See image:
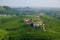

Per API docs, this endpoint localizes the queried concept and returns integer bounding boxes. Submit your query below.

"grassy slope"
[0,16,60,40]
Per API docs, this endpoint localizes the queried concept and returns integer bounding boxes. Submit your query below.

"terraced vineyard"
[0,15,60,40]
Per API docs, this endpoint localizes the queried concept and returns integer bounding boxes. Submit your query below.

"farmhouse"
[33,21,43,27]
[24,18,46,31]
[24,18,43,27]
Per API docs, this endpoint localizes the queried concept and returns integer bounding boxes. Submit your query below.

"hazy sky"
[0,0,60,8]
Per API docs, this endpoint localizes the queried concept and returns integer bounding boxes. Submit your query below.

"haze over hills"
[0,6,60,19]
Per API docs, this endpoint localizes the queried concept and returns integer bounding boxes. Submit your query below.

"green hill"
[0,6,16,15]
[0,15,60,40]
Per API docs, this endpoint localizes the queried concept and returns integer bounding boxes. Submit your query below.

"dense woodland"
[0,6,60,40]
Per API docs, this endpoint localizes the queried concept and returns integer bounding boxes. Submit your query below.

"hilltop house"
[24,18,46,31]
[24,18,43,27]
[33,21,43,27]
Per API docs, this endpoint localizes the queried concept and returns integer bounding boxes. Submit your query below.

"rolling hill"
[0,15,60,40]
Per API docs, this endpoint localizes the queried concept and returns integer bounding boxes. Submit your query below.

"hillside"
[0,15,60,40]
[0,6,60,19]
[0,6,35,16]
[0,6,17,15]
[14,7,60,19]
